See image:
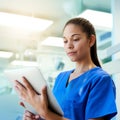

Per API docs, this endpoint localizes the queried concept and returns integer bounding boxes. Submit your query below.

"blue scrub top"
[53,67,117,120]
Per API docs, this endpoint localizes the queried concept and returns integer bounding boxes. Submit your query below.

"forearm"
[44,110,69,120]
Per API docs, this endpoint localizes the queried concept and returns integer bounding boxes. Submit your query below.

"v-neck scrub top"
[53,67,117,120]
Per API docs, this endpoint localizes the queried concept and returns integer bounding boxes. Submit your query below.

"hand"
[23,110,40,120]
[14,77,49,118]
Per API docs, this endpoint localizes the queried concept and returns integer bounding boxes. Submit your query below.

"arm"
[14,77,69,120]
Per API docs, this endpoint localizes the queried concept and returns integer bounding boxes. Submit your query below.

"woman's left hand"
[14,76,49,118]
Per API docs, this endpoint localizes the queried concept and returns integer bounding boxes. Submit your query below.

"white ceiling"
[0,0,111,52]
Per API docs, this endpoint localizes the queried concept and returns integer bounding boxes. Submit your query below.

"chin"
[70,58,77,62]
[69,57,83,62]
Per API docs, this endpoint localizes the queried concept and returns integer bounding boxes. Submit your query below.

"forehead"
[63,24,84,37]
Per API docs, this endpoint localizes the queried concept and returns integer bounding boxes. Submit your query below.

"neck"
[74,58,96,74]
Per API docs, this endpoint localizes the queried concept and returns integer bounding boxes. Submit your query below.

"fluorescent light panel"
[0,51,13,59]
[77,9,112,30]
[0,12,53,31]
[41,37,64,47]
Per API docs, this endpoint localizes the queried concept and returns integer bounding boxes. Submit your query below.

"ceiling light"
[77,9,112,30]
[41,37,64,47]
[0,51,13,59]
[11,60,38,67]
[0,12,53,31]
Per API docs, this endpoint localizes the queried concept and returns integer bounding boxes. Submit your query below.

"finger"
[23,111,39,120]
[14,80,26,92]
[23,116,36,120]
[14,82,26,99]
[25,110,36,118]
[22,76,34,91]
[41,86,47,101]
[22,77,40,95]
[19,101,26,108]
[25,111,40,119]
[23,111,34,120]
[14,80,26,89]
[35,114,40,119]
[25,110,33,116]
[41,86,47,95]
[14,81,30,102]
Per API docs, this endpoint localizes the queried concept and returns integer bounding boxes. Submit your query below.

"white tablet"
[4,67,63,116]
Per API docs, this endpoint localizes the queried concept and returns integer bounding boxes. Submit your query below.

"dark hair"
[63,17,101,67]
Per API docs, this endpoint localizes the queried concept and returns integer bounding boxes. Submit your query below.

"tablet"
[4,67,63,116]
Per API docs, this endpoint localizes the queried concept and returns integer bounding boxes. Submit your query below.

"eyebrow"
[63,34,81,39]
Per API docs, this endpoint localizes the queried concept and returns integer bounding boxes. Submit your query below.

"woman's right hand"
[23,110,40,120]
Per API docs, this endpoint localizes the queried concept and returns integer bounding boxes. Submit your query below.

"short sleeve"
[86,75,117,119]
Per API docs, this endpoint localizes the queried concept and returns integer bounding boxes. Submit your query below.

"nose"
[67,41,74,49]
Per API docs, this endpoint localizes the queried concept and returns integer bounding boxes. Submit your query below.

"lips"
[67,52,76,56]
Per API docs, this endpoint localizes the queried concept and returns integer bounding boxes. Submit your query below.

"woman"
[15,17,117,120]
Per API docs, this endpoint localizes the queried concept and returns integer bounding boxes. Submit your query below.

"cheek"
[76,42,89,55]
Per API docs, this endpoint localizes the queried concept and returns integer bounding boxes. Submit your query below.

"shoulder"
[89,67,114,89]
[91,67,110,76]
[90,67,112,80]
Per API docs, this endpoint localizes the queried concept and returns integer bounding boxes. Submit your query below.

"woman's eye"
[63,40,68,43]
[73,38,79,41]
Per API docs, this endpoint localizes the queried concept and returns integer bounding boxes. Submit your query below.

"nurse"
[15,17,117,120]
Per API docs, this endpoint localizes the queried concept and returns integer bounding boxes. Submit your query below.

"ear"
[89,34,96,47]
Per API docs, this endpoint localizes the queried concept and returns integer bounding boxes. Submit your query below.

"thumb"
[41,86,47,100]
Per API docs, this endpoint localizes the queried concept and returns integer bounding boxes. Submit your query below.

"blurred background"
[0,0,120,119]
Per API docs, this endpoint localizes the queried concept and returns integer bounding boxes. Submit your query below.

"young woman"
[15,17,117,120]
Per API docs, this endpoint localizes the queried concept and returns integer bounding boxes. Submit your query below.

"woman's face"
[63,24,91,62]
